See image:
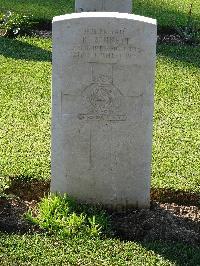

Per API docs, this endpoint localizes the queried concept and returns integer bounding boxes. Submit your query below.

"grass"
[134,0,200,29]
[25,194,111,238]
[0,37,51,180]
[0,13,199,264]
[153,44,200,192]
[1,0,200,30]
[1,232,200,265]
[0,0,74,22]
[0,36,199,192]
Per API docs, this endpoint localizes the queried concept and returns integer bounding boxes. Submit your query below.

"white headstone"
[51,13,157,209]
[75,0,132,13]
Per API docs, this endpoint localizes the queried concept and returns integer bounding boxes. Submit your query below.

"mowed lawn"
[1,0,200,29]
[1,232,200,266]
[0,37,199,192]
[0,37,51,180]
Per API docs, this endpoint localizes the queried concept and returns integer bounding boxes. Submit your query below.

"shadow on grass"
[141,241,200,266]
[157,43,200,69]
[1,178,200,265]
[0,37,51,62]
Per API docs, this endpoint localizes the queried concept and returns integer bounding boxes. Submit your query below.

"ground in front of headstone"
[1,181,200,245]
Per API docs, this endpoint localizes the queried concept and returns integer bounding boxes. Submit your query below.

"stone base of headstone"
[51,12,157,209]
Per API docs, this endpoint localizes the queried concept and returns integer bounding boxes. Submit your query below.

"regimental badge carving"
[78,63,127,121]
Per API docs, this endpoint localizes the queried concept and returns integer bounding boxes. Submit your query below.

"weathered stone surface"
[51,13,157,209]
[75,0,132,13]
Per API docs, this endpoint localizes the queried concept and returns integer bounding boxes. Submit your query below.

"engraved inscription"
[78,114,127,121]
[72,27,144,61]
[79,63,127,121]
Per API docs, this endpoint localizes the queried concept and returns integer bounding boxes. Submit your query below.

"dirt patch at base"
[1,181,200,245]
[110,202,200,245]
[5,179,50,201]
[0,197,41,234]
[0,180,49,233]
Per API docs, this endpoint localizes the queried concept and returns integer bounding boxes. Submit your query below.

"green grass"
[0,30,200,266]
[0,37,51,180]
[134,0,200,29]
[1,232,200,265]
[0,37,199,192]
[152,44,200,192]
[0,38,51,181]
[1,0,200,29]
[0,0,74,22]
[26,193,111,238]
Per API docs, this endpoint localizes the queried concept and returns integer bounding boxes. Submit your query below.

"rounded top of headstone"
[53,12,157,26]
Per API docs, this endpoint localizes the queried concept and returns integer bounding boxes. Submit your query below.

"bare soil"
[111,202,200,245]
[0,180,200,245]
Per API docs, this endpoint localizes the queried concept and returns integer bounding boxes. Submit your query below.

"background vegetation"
[0,0,200,30]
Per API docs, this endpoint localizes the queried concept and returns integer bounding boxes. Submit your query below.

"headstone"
[51,12,157,209]
[75,0,132,13]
